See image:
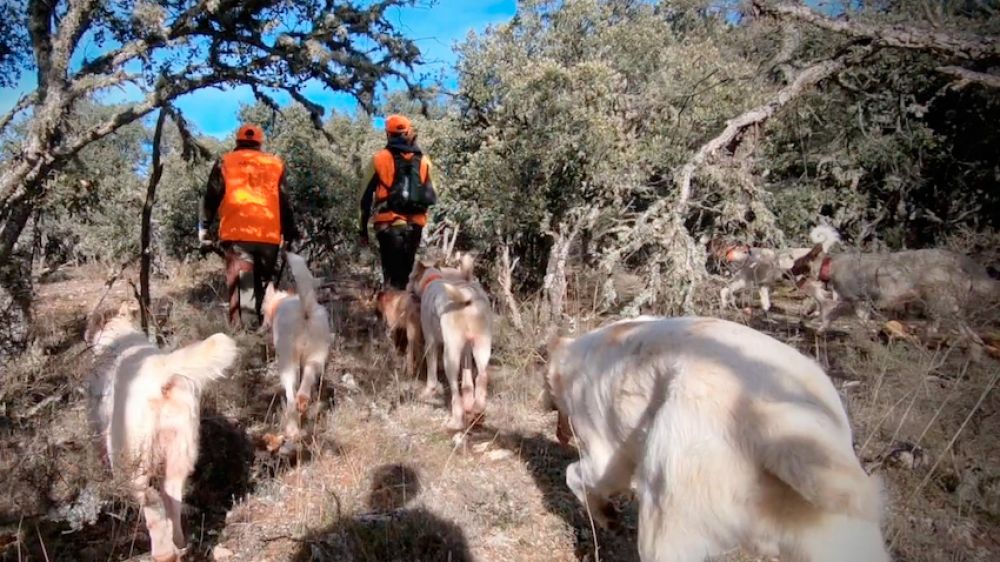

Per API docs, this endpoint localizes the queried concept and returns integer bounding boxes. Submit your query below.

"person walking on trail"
[359,114,438,290]
[199,123,299,329]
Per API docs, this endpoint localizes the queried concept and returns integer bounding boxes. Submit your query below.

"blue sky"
[0,0,517,139]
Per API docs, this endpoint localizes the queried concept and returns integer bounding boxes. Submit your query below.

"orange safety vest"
[372,149,431,227]
[218,150,284,244]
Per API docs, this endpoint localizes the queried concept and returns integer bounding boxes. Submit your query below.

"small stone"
[486,449,513,462]
[212,545,234,560]
[841,380,862,391]
[340,373,359,392]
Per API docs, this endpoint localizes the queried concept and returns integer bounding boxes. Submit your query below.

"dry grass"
[1,259,998,561]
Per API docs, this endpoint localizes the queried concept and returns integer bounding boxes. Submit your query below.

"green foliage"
[34,103,149,265]
[761,47,1000,247]
[441,0,763,288]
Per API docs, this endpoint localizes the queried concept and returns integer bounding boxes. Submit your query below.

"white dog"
[87,302,239,562]
[408,253,493,430]
[261,252,331,451]
[719,225,840,313]
[544,316,888,562]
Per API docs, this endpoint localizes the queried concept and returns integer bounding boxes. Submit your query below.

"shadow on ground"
[490,429,640,562]
[294,463,473,562]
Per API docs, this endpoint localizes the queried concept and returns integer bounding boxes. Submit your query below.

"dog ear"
[117,300,140,319]
[545,333,573,359]
[790,243,823,276]
[374,290,389,316]
[409,260,429,288]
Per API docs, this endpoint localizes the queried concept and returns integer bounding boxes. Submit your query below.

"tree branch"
[753,1,1000,61]
[50,0,98,83]
[139,108,167,336]
[936,65,1000,89]
[163,105,213,162]
[0,93,37,134]
[27,0,55,97]
[53,73,229,161]
[674,47,869,211]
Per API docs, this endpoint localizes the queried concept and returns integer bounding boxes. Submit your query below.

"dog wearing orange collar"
[716,225,840,314]
[407,253,493,430]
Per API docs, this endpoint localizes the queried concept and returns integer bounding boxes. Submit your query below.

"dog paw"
[444,416,466,432]
[261,433,285,454]
[277,438,299,457]
[419,385,442,401]
[295,393,310,414]
[471,397,487,416]
[598,502,623,531]
[464,409,486,427]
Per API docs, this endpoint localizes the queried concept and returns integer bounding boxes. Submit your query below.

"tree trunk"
[0,199,35,361]
[139,109,167,338]
[542,229,574,326]
[496,243,524,332]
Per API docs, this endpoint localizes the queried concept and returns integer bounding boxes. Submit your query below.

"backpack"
[385,150,436,214]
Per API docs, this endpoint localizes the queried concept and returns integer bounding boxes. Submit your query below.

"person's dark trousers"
[376,223,423,290]
[221,241,279,328]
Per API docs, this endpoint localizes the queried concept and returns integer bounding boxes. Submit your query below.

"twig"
[139,108,167,337]
[35,525,49,562]
[568,417,601,562]
[496,244,524,331]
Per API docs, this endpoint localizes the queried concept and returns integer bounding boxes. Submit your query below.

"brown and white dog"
[715,225,840,313]
[544,316,889,562]
[791,243,1000,335]
[261,252,331,453]
[375,288,424,380]
[87,302,239,562]
[408,253,493,430]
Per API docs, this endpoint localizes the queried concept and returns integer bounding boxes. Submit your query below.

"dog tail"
[458,253,475,281]
[809,224,841,252]
[757,418,882,521]
[442,282,475,307]
[286,251,319,319]
[161,332,239,391]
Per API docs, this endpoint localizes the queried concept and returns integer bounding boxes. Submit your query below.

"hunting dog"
[261,252,331,452]
[544,316,889,562]
[375,288,424,380]
[716,225,840,313]
[791,244,1000,335]
[408,253,493,430]
[87,302,239,562]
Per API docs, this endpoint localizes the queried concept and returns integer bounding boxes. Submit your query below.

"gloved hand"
[283,237,303,253]
[197,226,213,247]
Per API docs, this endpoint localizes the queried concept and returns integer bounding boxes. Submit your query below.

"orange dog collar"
[420,273,443,293]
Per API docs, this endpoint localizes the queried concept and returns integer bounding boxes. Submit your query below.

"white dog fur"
[545,316,888,562]
[87,302,238,562]
[720,224,840,313]
[409,253,493,430]
[262,252,331,451]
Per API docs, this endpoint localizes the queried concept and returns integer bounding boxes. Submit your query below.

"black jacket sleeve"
[278,169,299,243]
[359,174,378,238]
[199,159,225,230]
